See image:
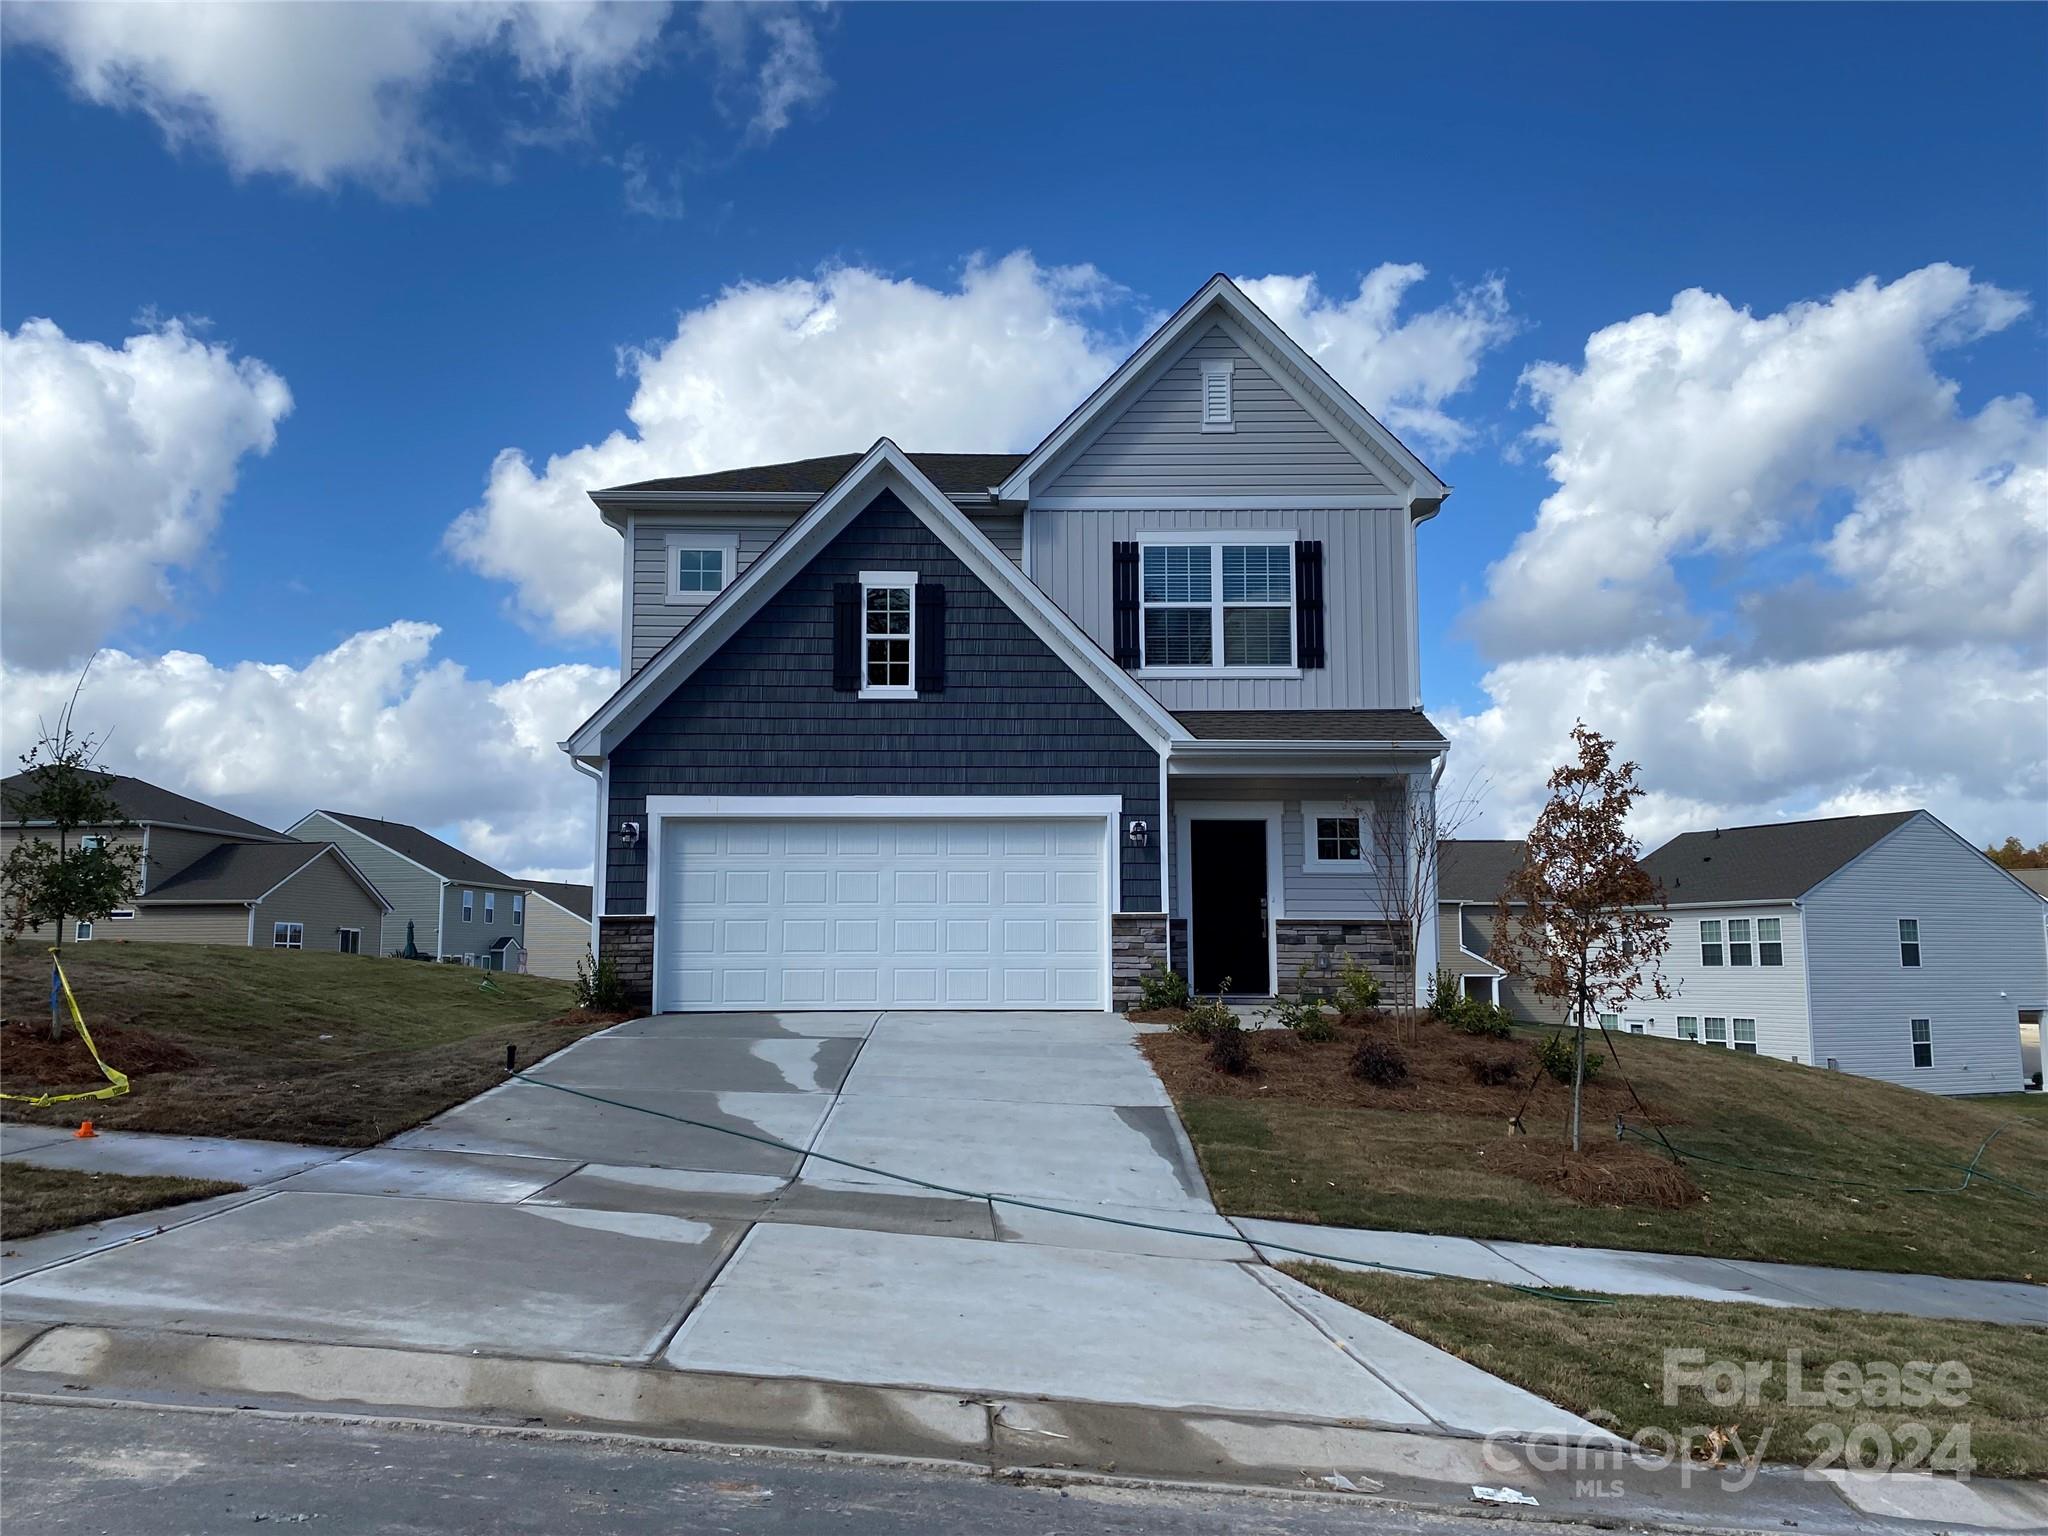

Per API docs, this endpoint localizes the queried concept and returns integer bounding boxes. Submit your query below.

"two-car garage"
[649,798,1117,1012]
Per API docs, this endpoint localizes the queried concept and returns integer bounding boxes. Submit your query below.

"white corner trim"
[664,530,739,605]
[1300,801,1371,875]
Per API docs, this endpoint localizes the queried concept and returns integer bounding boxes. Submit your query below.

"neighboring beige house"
[2,771,389,952]
[522,881,593,981]
[287,811,533,969]
[1436,839,1569,1027]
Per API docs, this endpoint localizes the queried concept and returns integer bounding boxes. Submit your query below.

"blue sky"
[3,3,2043,874]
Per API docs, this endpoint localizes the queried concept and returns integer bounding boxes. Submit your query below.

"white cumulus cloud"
[449,253,1518,643]
[1,316,293,669]
[0,625,616,880]
[3,1,673,195]
[1444,264,2047,848]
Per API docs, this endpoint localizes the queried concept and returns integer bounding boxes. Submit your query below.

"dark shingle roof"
[1439,840,1529,904]
[307,811,518,888]
[1,770,281,840]
[2014,869,2048,899]
[144,841,366,903]
[1641,811,1922,904]
[601,453,1026,499]
[1172,709,1446,743]
[528,880,592,921]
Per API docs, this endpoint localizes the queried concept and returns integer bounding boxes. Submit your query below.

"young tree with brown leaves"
[1495,722,1670,1152]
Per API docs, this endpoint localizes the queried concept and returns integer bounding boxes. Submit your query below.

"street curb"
[8,1324,2046,1533]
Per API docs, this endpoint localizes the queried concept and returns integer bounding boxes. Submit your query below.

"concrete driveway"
[3,1009,1607,1445]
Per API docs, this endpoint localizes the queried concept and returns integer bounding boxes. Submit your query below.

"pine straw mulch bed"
[1140,1010,1704,1209]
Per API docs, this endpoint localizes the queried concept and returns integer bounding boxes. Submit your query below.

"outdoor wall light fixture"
[1126,818,1150,849]
[618,820,642,847]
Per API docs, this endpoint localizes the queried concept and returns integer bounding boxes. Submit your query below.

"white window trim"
[1732,1018,1757,1053]
[107,908,135,921]
[1898,916,1921,967]
[1910,1016,1933,1068]
[664,532,739,604]
[858,569,918,700]
[74,920,93,941]
[1135,531,1299,679]
[1199,358,1235,432]
[513,892,524,926]
[337,927,362,954]
[272,921,304,950]
[461,889,475,922]
[79,834,108,853]
[1174,799,1286,1001]
[484,891,496,925]
[1300,801,1369,873]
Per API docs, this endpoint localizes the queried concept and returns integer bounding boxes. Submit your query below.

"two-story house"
[562,275,1451,1014]
[1,772,389,951]
[1634,810,2045,1096]
[287,811,533,967]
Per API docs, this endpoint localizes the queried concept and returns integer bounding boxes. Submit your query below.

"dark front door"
[1190,819,1269,994]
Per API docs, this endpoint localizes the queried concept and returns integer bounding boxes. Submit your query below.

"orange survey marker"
[0,949,132,1107]
[74,1119,97,1138]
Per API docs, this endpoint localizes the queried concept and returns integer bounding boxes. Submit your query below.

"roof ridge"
[1666,808,1921,837]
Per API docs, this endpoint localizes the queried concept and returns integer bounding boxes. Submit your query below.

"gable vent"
[1200,359,1234,431]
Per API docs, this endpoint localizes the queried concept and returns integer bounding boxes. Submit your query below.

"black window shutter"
[914,582,945,694]
[1111,541,1141,668]
[832,582,861,692]
[1295,540,1326,669]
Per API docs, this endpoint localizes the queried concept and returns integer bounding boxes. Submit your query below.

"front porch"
[1154,768,1434,1005]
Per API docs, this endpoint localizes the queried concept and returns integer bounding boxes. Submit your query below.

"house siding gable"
[627,508,1025,678]
[520,893,590,980]
[1038,326,1394,500]
[294,813,442,958]
[252,852,388,955]
[1804,815,2040,1094]
[605,490,1162,915]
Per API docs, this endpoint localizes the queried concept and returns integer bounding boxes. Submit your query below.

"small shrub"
[1447,998,1514,1039]
[1536,1029,1603,1085]
[1176,983,1239,1041]
[1136,966,1190,1012]
[1426,967,1462,1020]
[1464,1053,1520,1087]
[1334,958,1381,1018]
[1272,965,1338,1043]
[1206,1020,1253,1074]
[573,948,627,1012]
[1350,1037,1409,1087]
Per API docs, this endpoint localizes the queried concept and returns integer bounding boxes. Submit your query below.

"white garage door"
[657,816,1108,1011]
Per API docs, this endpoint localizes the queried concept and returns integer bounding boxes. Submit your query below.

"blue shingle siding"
[606,491,1162,913]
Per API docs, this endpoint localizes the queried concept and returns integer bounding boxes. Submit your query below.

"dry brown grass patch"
[1485,1133,1704,1209]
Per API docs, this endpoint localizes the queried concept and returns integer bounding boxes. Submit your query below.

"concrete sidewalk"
[1233,1219,2048,1327]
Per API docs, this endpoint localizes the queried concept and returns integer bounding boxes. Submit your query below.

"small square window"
[74,920,93,942]
[1700,920,1723,967]
[79,834,108,853]
[1733,1019,1757,1054]
[273,922,304,950]
[675,547,724,593]
[1910,1018,1932,1068]
[1757,917,1783,966]
[338,928,361,955]
[1677,1016,1699,1041]
[1899,918,1921,968]
[1314,816,1362,864]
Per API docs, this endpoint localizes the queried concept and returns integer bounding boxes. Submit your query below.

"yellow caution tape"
[0,948,132,1106]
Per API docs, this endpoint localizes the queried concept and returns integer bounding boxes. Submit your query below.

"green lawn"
[2,941,603,1145]
[0,1164,243,1240]
[1289,1265,2048,1479]
[1150,1017,2048,1282]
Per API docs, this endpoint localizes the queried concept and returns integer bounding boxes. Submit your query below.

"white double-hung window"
[1139,536,1295,673]
[860,571,916,697]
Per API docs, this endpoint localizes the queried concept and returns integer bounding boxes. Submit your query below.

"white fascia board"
[564,439,1187,759]
[997,274,1449,507]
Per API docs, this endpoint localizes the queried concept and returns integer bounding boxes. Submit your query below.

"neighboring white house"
[522,880,593,982]
[1634,810,2045,1096]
